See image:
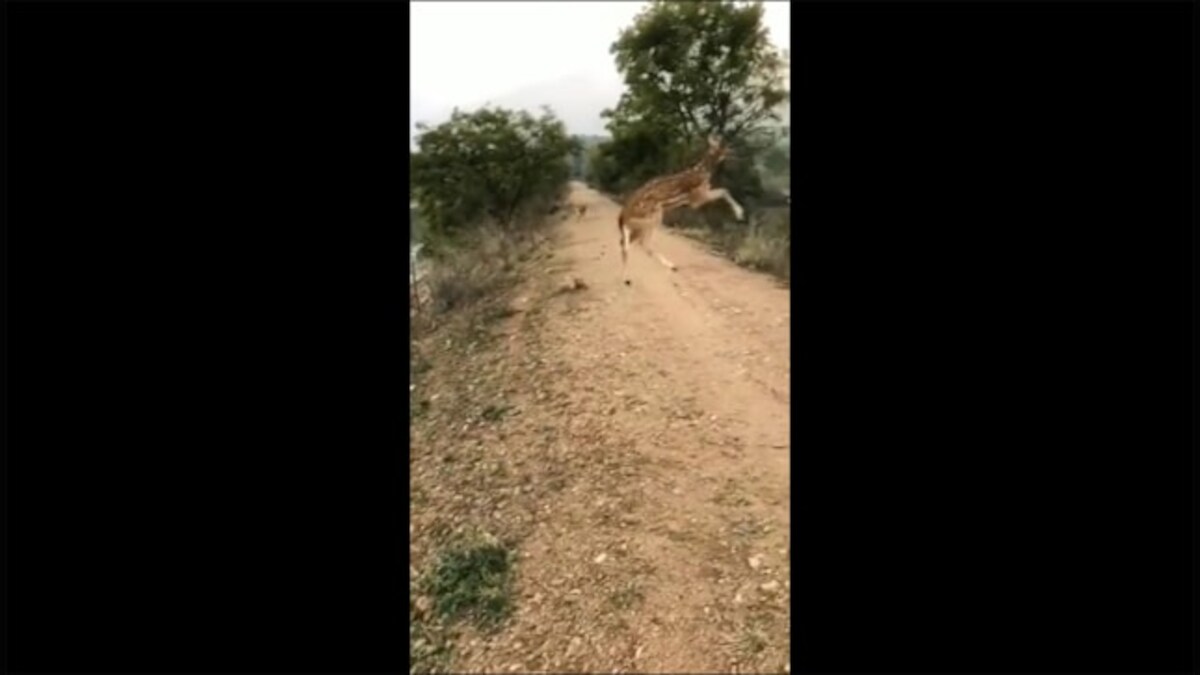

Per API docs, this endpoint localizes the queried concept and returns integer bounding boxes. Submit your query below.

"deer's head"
[703,135,731,167]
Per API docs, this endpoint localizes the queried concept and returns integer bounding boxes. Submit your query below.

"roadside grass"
[666,205,790,285]
[411,532,518,674]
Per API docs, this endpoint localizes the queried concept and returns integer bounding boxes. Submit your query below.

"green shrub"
[411,106,578,244]
[424,534,515,629]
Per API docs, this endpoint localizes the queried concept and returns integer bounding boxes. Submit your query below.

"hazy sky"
[411,1,790,146]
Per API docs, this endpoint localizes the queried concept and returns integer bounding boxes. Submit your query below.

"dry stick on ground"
[617,136,745,285]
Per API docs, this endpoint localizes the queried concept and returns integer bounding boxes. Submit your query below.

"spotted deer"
[617,136,744,285]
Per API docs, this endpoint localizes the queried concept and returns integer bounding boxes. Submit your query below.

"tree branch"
[727,100,770,140]
[652,69,701,139]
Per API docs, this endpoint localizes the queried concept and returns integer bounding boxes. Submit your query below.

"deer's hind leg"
[638,214,677,272]
[619,217,633,285]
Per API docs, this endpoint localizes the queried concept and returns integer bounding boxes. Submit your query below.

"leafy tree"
[594,0,787,201]
[611,0,786,141]
[761,144,789,175]
[589,112,682,197]
[411,106,579,245]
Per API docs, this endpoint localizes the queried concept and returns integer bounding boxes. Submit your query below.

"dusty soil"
[410,182,790,673]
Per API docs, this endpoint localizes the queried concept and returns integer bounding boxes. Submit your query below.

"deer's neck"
[694,151,723,174]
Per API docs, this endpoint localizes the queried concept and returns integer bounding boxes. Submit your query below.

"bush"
[668,205,790,283]
[421,224,527,315]
[734,207,790,281]
[411,105,579,249]
[410,105,576,325]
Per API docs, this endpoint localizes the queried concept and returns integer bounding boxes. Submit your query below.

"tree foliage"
[594,0,787,201]
[411,106,579,245]
[761,143,789,175]
[610,0,786,142]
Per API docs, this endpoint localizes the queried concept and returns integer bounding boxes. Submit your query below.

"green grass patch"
[423,534,515,630]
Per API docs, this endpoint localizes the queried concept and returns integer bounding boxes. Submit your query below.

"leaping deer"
[617,136,744,285]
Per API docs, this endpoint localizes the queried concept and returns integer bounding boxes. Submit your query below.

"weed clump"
[424,533,515,629]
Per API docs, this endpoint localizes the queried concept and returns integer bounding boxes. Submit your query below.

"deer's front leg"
[705,188,744,221]
[688,187,745,221]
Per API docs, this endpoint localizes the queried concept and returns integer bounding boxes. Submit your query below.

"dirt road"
[411,182,790,673]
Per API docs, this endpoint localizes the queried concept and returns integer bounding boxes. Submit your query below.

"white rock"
[594,552,608,564]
